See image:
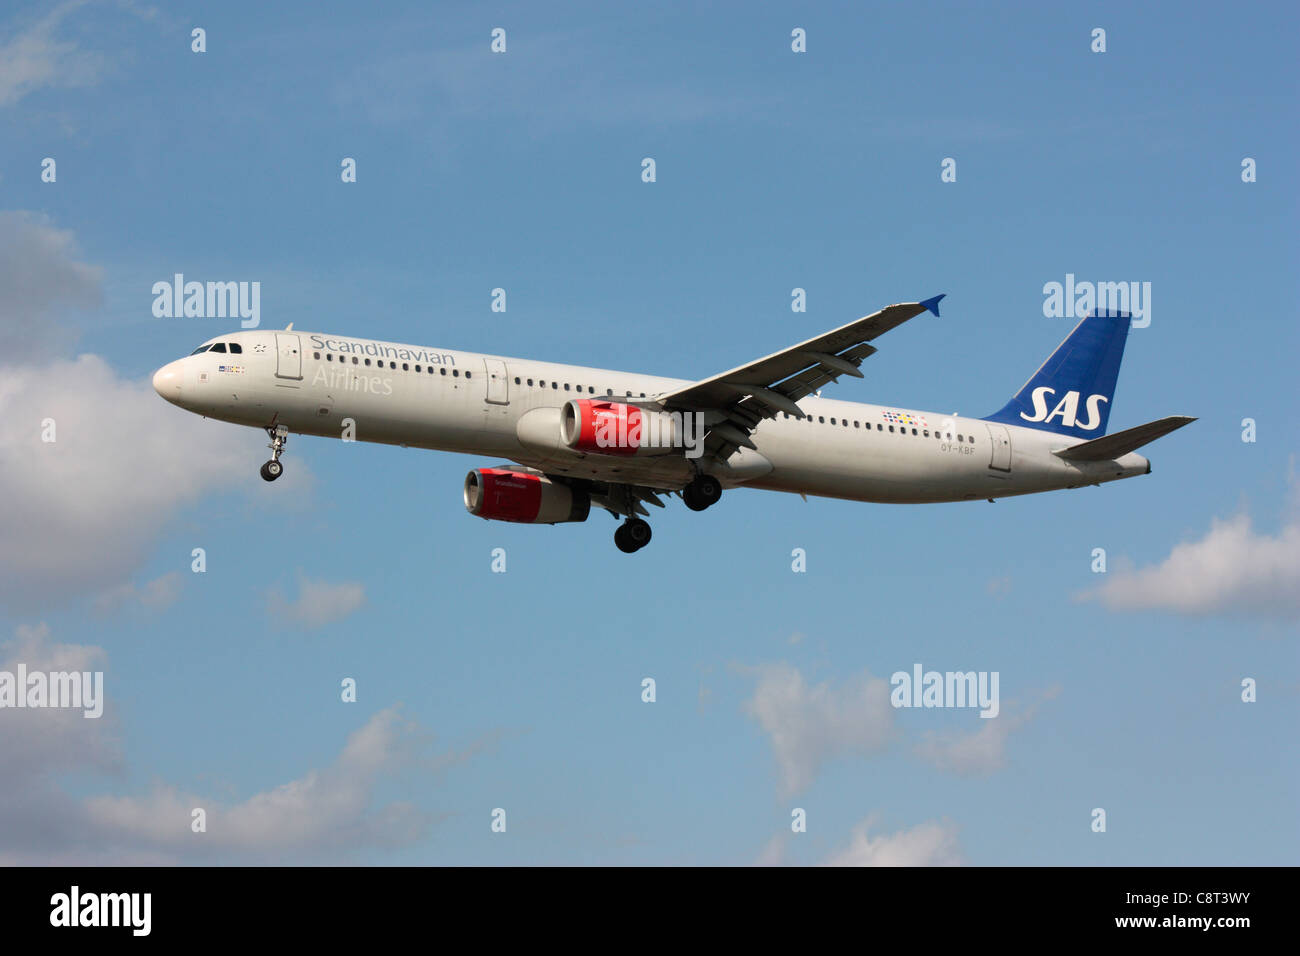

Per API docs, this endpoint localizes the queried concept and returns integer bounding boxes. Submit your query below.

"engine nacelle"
[464,468,590,524]
[561,399,681,457]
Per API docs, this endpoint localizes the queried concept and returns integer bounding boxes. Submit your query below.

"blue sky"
[0,0,1296,865]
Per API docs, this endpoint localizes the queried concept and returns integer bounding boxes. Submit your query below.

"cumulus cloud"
[0,2,109,108]
[743,663,895,797]
[0,210,102,361]
[0,625,491,864]
[80,707,432,861]
[269,573,366,628]
[0,623,117,780]
[821,817,964,867]
[914,688,1059,777]
[93,571,183,615]
[0,354,253,611]
[1079,485,1300,619]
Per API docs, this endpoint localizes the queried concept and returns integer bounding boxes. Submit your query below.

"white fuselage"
[152,329,1150,504]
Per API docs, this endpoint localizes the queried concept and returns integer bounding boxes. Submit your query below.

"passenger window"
[514,377,520,384]
[364,358,371,366]
[912,428,917,435]
[465,371,471,378]
[854,421,859,428]
[403,363,409,371]
[229,343,242,354]
[390,361,397,369]
[210,343,227,353]
[313,351,320,359]
[551,382,557,389]
[877,424,882,431]
[889,426,895,433]
[539,380,545,388]
[957,434,963,441]
[453,369,460,377]
[830,418,836,425]
[527,378,534,386]
[818,416,825,423]
[326,353,334,361]
[428,366,434,374]
[923,430,929,437]
[564,383,570,391]
[441,368,447,375]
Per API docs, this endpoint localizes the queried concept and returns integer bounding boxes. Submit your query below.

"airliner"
[152,295,1194,552]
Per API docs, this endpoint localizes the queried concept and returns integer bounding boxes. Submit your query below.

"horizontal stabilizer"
[1054,416,1196,461]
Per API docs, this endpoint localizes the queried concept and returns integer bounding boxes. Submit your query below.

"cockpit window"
[210,343,227,353]
[228,343,242,354]
[190,345,211,355]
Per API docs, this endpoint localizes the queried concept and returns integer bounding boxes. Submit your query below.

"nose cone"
[152,361,183,403]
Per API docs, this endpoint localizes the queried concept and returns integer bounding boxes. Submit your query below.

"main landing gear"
[681,474,722,512]
[260,424,288,482]
[614,517,652,554]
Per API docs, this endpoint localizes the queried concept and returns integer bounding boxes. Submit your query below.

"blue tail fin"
[983,312,1131,439]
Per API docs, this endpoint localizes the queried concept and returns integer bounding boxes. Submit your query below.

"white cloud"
[269,573,366,628]
[93,571,183,615]
[0,211,304,612]
[0,354,253,611]
[80,707,431,860]
[0,625,493,864]
[914,688,1058,777]
[821,817,964,867]
[0,210,102,361]
[1079,491,1300,619]
[743,663,895,797]
[0,2,108,108]
[0,623,117,780]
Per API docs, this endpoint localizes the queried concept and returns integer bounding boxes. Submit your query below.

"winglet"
[919,294,945,317]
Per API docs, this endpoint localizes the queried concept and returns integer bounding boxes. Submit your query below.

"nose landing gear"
[260,424,288,482]
[614,517,652,553]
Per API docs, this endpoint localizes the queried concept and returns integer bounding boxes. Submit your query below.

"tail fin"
[983,311,1131,438]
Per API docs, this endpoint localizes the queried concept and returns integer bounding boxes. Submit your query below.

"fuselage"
[152,328,1150,505]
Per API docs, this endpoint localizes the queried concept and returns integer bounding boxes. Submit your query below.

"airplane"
[151,295,1194,552]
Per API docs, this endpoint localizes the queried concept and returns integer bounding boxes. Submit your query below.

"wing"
[655,295,944,458]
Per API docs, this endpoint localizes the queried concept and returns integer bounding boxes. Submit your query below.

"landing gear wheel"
[683,474,722,511]
[614,524,637,553]
[625,517,652,549]
[261,424,289,482]
[615,518,652,553]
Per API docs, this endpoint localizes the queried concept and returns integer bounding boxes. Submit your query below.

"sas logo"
[1021,388,1107,430]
